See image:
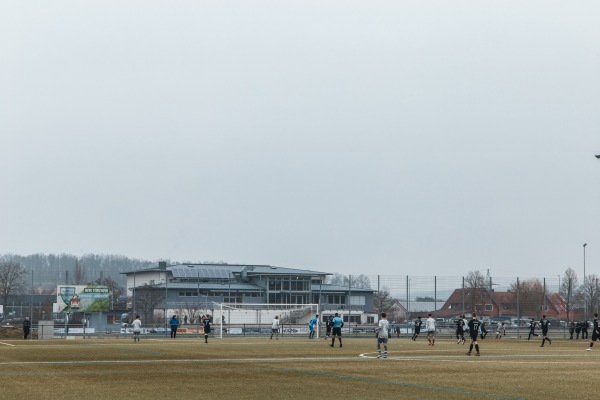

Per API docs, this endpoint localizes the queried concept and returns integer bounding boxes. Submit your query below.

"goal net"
[214,303,320,338]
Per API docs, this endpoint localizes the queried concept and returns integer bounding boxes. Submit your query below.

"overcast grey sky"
[1,1,599,280]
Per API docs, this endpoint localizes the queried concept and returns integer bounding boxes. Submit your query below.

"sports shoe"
[476,353,480,356]
[339,344,342,348]
[587,348,592,352]
[428,342,432,346]
[383,355,388,359]
[466,352,471,356]
[457,340,461,344]
[377,354,382,359]
[330,344,334,347]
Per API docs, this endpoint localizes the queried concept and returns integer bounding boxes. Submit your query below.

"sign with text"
[57,285,110,313]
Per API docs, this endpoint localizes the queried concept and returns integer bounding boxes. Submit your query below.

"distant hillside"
[1,253,162,290]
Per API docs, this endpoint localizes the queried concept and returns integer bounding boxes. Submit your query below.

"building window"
[484,304,493,311]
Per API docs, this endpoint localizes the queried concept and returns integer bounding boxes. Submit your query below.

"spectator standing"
[582,320,589,339]
[169,315,179,338]
[23,317,31,340]
[569,320,575,340]
[576,321,582,339]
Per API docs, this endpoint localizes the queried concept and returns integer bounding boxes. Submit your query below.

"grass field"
[0,335,598,400]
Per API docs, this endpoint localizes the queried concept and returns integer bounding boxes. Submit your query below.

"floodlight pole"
[584,243,587,322]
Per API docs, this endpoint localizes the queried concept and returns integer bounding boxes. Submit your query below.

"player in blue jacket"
[308,315,318,339]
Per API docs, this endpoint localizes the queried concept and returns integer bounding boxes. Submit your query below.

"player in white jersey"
[425,313,436,346]
[271,315,280,340]
[131,315,142,343]
[376,312,390,359]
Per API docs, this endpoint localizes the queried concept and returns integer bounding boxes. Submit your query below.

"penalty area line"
[0,342,15,346]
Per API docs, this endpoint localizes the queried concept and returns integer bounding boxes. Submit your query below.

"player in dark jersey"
[586,313,599,352]
[466,313,481,356]
[527,318,539,340]
[411,316,422,341]
[539,315,552,347]
[480,321,487,339]
[456,315,466,344]
[203,315,212,343]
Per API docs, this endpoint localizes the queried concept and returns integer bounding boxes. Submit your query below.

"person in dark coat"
[23,317,31,340]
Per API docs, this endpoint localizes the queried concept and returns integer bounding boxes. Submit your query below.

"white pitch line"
[0,342,15,347]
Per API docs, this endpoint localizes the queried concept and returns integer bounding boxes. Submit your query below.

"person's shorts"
[592,331,599,341]
[427,330,435,335]
[271,328,278,334]
[414,328,421,334]
[470,334,478,341]
[332,327,342,336]
[377,337,388,344]
[204,327,211,334]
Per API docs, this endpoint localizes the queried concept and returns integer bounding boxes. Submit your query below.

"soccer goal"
[214,303,320,339]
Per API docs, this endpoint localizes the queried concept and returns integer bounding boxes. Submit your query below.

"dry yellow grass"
[0,335,598,400]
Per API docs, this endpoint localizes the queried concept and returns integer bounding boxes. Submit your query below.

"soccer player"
[325,314,333,339]
[377,312,390,359]
[425,313,436,346]
[330,312,343,348]
[527,318,539,340]
[308,314,318,339]
[480,320,488,339]
[587,313,599,351]
[456,315,466,344]
[495,322,505,340]
[540,314,552,347]
[411,316,422,341]
[132,315,142,343]
[466,313,482,356]
[271,315,280,340]
[203,315,212,343]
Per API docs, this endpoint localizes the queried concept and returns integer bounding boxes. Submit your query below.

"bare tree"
[327,273,346,286]
[92,276,126,310]
[560,268,578,319]
[374,286,394,314]
[0,259,28,305]
[511,278,546,318]
[579,274,600,318]
[464,271,487,314]
[352,274,371,289]
[182,302,201,324]
[327,273,371,289]
[73,259,87,285]
[131,283,165,324]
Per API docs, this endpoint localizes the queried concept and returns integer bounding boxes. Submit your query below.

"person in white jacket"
[426,313,436,346]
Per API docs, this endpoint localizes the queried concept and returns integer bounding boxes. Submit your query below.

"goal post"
[215,303,320,339]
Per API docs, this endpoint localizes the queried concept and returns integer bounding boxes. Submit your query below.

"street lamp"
[584,243,587,322]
